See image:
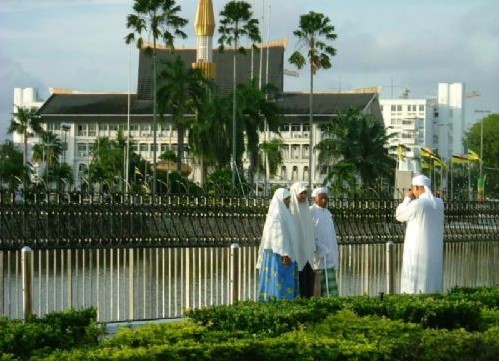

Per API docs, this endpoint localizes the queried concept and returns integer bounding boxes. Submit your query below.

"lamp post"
[61,123,70,164]
[474,110,490,201]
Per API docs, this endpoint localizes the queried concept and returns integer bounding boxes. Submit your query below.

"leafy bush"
[0,308,103,360]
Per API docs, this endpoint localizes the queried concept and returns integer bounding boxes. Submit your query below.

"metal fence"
[0,194,498,322]
[0,194,498,249]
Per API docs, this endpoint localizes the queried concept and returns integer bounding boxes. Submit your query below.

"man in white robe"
[396,174,444,294]
[310,187,339,297]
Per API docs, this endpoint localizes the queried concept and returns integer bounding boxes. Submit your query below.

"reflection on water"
[1,242,498,322]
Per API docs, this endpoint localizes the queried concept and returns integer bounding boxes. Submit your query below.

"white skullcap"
[411,174,431,188]
[312,187,328,197]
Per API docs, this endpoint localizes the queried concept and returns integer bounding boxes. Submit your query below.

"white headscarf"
[412,174,437,205]
[256,188,299,268]
[289,182,316,269]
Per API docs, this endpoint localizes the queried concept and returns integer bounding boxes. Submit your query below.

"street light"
[474,110,490,201]
[61,123,71,164]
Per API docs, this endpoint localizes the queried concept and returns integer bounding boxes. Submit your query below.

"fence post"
[385,241,395,294]
[0,250,3,316]
[230,243,239,304]
[21,246,33,321]
[128,248,134,320]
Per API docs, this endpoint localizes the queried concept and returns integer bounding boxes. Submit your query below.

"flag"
[452,154,468,164]
[420,147,438,159]
[420,147,447,169]
[468,150,481,161]
[397,144,408,161]
[134,166,142,176]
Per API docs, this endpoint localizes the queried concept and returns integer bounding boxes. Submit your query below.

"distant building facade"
[380,82,465,170]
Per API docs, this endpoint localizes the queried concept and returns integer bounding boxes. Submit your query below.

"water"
[1,241,498,322]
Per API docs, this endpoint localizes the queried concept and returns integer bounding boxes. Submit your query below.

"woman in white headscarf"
[396,174,444,294]
[256,188,300,300]
[289,182,316,298]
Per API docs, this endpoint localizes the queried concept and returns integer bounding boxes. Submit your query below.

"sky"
[0,0,498,141]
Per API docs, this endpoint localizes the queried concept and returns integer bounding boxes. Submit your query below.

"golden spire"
[194,0,215,36]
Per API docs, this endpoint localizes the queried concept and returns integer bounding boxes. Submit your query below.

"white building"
[380,82,465,168]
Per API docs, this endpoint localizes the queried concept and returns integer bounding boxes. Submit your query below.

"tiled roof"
[38,93,151,116]
[137,45,284,100]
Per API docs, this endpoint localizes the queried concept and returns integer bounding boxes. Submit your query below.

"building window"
[109,124,118,132]
[291,145,300,159]
[77,124,87,136]
[292,166,298,181]
[280,166,287,180]
[397,105,402,111]
[303,166,309,182]
[88,124,96,137]
[77,143,87,157]
[391,105,396,111]
[303,145,309,159]
[281,145,289,159]
[419,105,425,111]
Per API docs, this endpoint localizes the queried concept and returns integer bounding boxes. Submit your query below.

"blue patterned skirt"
[258,250,299,301]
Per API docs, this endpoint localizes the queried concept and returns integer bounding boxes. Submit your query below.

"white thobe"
[310,204,339,270]
[395,195,444,294]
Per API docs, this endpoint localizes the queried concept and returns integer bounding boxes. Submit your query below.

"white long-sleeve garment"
[395,193,444,294]
[310,204,339,270]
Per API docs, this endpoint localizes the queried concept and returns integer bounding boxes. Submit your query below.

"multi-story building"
[380,82,465,170]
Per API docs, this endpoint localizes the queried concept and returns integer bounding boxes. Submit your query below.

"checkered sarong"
[317,267,339,297]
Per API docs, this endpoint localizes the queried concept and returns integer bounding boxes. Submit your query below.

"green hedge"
[1,287,497,360]
[0,308,103,360]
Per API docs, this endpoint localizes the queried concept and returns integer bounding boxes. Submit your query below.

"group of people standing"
[256,174,445,301]
[256,182,339,301]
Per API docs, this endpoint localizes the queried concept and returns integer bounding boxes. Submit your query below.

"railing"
[0,195,498,322]
[0,195,498,249]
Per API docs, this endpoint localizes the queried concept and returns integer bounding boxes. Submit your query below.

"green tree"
[464,113,499,199]
[258,137,284,177]
[8,105,42,166]
[316,108,395,197]
[157,56,212,173]
[32,131,64,189]
[190,94,233,171]
[0,140,28,190]
[217,0,261,187]
[236,79,283,183]
[126,0,188,194]
[288,11,337,190]
[88,132,129,192]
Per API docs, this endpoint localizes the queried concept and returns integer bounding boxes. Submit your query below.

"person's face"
[314,193,329,208]
[411,185,425,198]
[297,190,308,203]
[283,196,291,208]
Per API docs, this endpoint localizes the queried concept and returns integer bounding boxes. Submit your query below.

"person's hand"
[406,189,415,200]
[282,255,291,266]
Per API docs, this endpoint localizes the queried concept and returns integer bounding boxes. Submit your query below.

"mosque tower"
[192,0,216,79]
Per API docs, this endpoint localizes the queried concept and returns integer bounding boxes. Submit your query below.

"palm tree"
[0,140,28,190]
[289,11,337,190]
[8,105,42,166]
[315,108,395,197]
[258,138,284,177]
[125,0,188,195]
[32,130,63,189]
[236,79,283,183]
[217,0,261,187]
[157,56,212,173]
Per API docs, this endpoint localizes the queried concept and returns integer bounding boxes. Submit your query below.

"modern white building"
[380,82,465,169]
